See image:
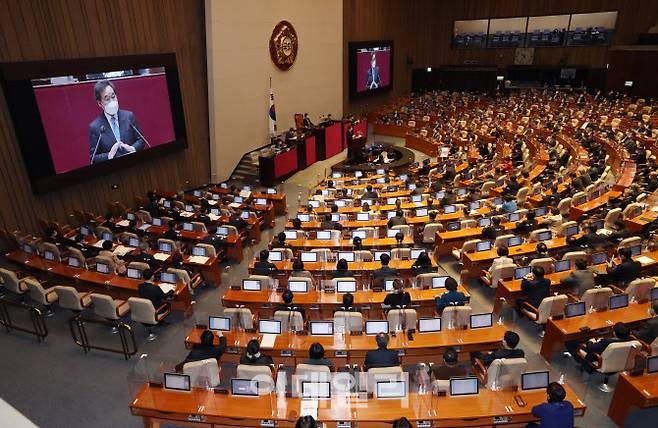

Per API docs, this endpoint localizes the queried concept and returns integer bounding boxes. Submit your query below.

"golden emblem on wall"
[269,20,298,71]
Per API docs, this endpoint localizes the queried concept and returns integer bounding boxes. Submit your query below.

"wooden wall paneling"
[0,0,210,234]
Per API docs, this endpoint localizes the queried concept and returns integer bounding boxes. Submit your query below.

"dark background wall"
[0,0,209,234]
[344,0,658,114]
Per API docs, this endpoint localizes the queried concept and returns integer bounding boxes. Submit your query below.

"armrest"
[116,300,129,310]
[155,303,171,322]
[609,284,625,294]
[521,301,539,314]
[630,334,652,354]
[472,358,487,384]
[566,293,581,302]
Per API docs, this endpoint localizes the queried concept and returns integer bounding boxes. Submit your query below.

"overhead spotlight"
[426,67,432,72]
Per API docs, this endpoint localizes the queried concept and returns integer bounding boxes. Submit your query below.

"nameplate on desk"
[397,350,406,356]
[361,305,371,310]
[493,416,511,424]
[226,347,241,354]
[187,415,204,422]
[260,420,276,427]
[280,350,294,357]
[335,350,349,358]
[337,422,352,428]
[416,421,432,428]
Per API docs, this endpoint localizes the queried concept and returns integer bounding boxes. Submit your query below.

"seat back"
[94,255,117,274]
[562,251,587,262]
[623,203,643,220]
[127,297,157,325]
[67,247,87,268]
[442,305,472,329]
[128,261,150,272]
[529,257,554,274]
[626,278,656,302]
[571,192,587,206]
[481,181,496,196]
[391,225,412,236]
[618,236,642,249]
[386,309,417,330]
[167,268,190,285]
[422,223,442,244]
[224,308,254,330]
[367,366,403,393]
[390,247,411,260]
[557,198,572,216]
[0,268,25,294]
[356,227,376,239]
[274,311,304,332]
[598,341,642,374]
[582,287,613,311]
[136,210,152,223]
[494,234,515,248]
[516,187,529,204]
[191,222,207,233]
[194,243,216,258]
[460,219,477,229]
[41,242,61,261]
[288,276,312,291]
[236,365,274,394]
[485,358,528,389]
[183,358,221,388]
[535,295,568,324]
[355,250,373,262]
[24,278,52,305]
[55,286,85,311]
[248,275,273,290]
[334,311,363,333]
[156,238,177,253]
[90,293,121,320]
[488,263,516,288]
[528,228,550,243]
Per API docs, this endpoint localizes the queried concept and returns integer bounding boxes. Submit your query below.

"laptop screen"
[565,302,586,318]
[44,250,55,261]
[386,229,400,238]
[376,381,406,399]
[418,318,442,333]
[416,208,428,217]
[297,214,311,222]
[308,200,321,208]
[164,373,191,392]
[444,205,456,214]
[127,268,141,279]
[508,236,523,247]
[68,257,80,268]
[630,245,642,256]
[535,207,547,217]
[152,218,162,226]
[242,279,262,291]
[192,246,206,257]
[268,251,283,262]
[256,198,267,205]
[651,287,658,301]
[412,195,423,203]
[217,227,229,236]
[447,222,461,231]
[288,280,308,293]
[284,230,298,240]
[450,377,479,396]
[514,266,532,280]
[335,200,346,208]
[128,237,140,248]
[267,188,277,194]
[316,231,332,240]
[182,223,193,231]
[300,252,318,262]
[375,251,391,261]
[470,313,493,329]
[431,276,448,289]
[478,217,491,227]
[336,280,357,293]
[538,231,552,241]
[258,319,282,334]
[365,320,389,335]
[357,212,370,221]
[590,252,607,265]
[96,263,109,274]
[302,381,331,399]
[352,230,367,240]
[521,371,549,391]
[384,279,396,291]
[231,378,259,396]
[338,252,355,262]
[209,316,231,331]
[609,294,629,310]
[554,259,571,273]
[647,355,658,374]
[410,249,424,260]
[310,321,334,336]
[159,242,172,253]
[160,272,177,284]
[476,241,492,252]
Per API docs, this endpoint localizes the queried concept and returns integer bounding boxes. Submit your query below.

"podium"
[347,134,367,163]
[314,121,342,161]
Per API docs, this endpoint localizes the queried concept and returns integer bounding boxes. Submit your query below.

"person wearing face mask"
[89,79,145,164]
[365,52,381,90]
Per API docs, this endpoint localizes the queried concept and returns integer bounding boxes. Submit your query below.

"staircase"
[229,145,274,184]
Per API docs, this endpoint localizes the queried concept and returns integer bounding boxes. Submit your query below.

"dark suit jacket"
[634,317,658,344]
[584,337,631,363]
[384,291,411,308]
[184,336,227,363]
[607,260,642,285]
[366,66,381,89]
[387,216,407,228]
[435,290,467,312]
[138,281,167,308]
[89,109,144,164]
[521,277,551,308]
[373,266,399,280]
[239,355,274,366]
[479,348,525,367]
[364,348,399,370]
[253,260,277,275]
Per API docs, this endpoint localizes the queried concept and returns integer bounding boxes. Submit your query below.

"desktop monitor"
[521,371,550,391]
[317,231,332,240]
[386,229,399,238]
[335,200,347,208]
[284,230,298,240]
[192,246,207,257]
[258,319,282,334]
[217,227,229,237]
[508,236,523,247]
[301,381,331,399]
[242,279,262,291]
[410,249,424,259]
[475,241,492,252]
[447,222,461,231]
[44,250,55,261]
[182,223,193,231]
[514,266,532,280]
[478,217,491,227]
[565,225,579,237]
[470,313,493,329]
[537,231,552,241]
[469,201,481,211]
[184,204,194,212]
[378,178,387,185]
[300,252,318,263]
[376,380,406,399]
[591,252,607,265]
[408,184,416,190]
[128,237,140,248]
[308,200,321,208]
[387,211,397,219]
[310,321,334,336]
[365,320,389,335]
[553,259,571,273]
[297,214,311,222]
[384,279,396,291]
[234,196,244,203]
[240,211,250,219]
[508,212,521,222]
[160,272,177,284]
[609,294,629,310]
[152,218,162,226]
[101,232,113,241]
[647,355,658,374]
[331,213,341,222]
[127,268,141,279]
[450,377,479,396]
[96,263,109,274]
[336,280,357,293]
[357,212,370,221]
[416,208,428,217]
[126,212,136,220]
[338,251,356,262]
[386,197,397,205]
[418,318,442,333]
[431,276,449,289]
[269,251,283,262]
[651,287,658,301]
[256,198,267,206]
[159,242,173,253]
[535,207,547,217]
[435,191,445,199]
[565,302,586,318]
[444,205,456,214]
[68,257,81,268]
[288,280,309,293]
[164,373,191,392]
[352,230,367,240]
[374,251,391,261]
[456,188,467,196]
[267,188,277,194]
[231,378,259,397]
[411,195,423,203]
[209,316,231,331]
[630,245,642,256]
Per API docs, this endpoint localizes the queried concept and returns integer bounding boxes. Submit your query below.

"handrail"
[0,298,48,342]
[68,315,138,360]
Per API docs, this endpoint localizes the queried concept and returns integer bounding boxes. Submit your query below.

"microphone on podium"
[90,125,106,163]
[131,123,152,148]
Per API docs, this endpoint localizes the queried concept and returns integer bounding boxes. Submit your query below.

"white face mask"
[104,99,119,116]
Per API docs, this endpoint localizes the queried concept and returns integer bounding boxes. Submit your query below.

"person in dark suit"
[527,382,575,428]
[182,330,227,363]
[633,302,658,344]
[276,290,305,317]
[201,225,225,252]
[505,176,521,195]
[560,258,596,296]
[517,266,551,311]
[472,331,524,367]
[568,224,606,249]
[303,113,314,128]
[365,53,381,90]
[435,277,466,312]
[320,214,342,231]
[89,80,145,164]
[303,342,335,370]
[430,347,471,381]
[373,253,399,281]
[482,216,505,241]
[137,269,173,314]
[254,249,277,276]
[364,333,399,370]
[387,210,407,228]
[331,258,355,278]
[239,339,274,366]
[163,220,179,241]
[295,416,318,428]
[336,292,356,312]
[515,211,537,236]
[411,251,434,274]
[361,185,379,200]
[567,322,632,367]
[383,279,411,308]
[606,247,642,287]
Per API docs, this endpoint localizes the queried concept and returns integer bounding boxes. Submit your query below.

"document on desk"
[207,200,218,206]
[239,190,252,198]
[188,255,210,265]
[636,256,655,266]
[116,220,130,227]
[112,245,132,257]
[153,253,170,261]
[179,211,194,218]
[299,400,318,419]
[139,224,151,231]
[652,206,658,212]
[208,214,220,221]
[158,283,176,294]
[260,334,277,349]
[93,240,106,249]
[229,202,242,209]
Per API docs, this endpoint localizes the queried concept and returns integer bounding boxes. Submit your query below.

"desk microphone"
[131,123,152,148]
[90,125,106,163]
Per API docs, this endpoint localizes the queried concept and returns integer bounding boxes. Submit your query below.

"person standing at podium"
[366,53,381,90]
[303,113,314,128]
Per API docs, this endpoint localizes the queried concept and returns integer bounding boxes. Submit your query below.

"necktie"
[110,116,120,142]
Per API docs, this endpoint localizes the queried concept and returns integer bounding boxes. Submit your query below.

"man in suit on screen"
[89,79,144,164]
[365,53,381,90]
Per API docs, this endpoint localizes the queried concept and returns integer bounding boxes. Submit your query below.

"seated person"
[253,249,277,276]
[383,279,411,309]
[364,332,400,370]
[411,251,434,274]
[482,216,505,240]
[138,269,174,314]
[568,224,606,249]
[488,246,513,273]
[331,258,355,278]
[392,418,413,428]
[361,185,379,200]
[560,259,596,296]
[430,347,471,382]
[527,382,575,428]
[303,342,334,370]
[500,195,518,213]
[632,302,658,344]
[541,207,563,236]
[606,247,641,287]
[567,322,632,368]
[472,331,524,367]
[435,277,466,312]
[277,290,305,317]
[524,242,550,265]
[505,176,521,195]
[228,209,248,229]
[373,253,399,281]
[291,217,303,231]
[272,231,288,248]
[517,266,551,311]
[202,225,225,251]
[291,258,314,282]
[295,416,318,428]
[99,240,127,274]
[132,244,158,269]
[239,339,274,365]
[336,292,355,312]
[163,220,179,241]
[320,214,342,230]
[515,211,537,236]
[182,329,227,363]
[387,210,407,228]
[352,236,364,251]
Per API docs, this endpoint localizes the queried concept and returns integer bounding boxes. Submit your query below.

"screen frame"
[348,40,394,99]
[521,371,550,391]
[0,53,187,194]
